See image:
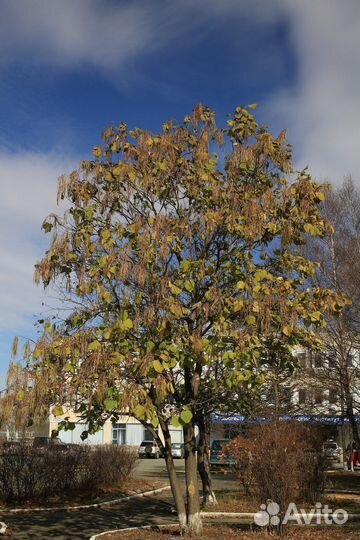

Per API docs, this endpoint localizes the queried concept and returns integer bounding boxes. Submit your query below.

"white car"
[171,443,184,458]
[138,440,161,459]
[322,440,343,463]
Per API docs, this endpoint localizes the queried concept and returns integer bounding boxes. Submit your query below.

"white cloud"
[1,0,356,182]
[0,152,72,336]
[0,0,359,368]
[0,0,279,71]
[0,0,153,70]
[267,0,360,183]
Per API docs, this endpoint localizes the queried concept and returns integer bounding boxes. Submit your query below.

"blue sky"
[0,0,359,385]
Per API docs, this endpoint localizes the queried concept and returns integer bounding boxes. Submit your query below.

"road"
[1,458,238,540]
[134,457,239,492]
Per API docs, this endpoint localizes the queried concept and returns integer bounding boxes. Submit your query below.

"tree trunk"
[158,418,187,533]
[342,372,360,451]
[183,422,203,534]
[197,413,217,505]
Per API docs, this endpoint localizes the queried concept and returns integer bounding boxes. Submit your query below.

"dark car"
[33,437,71,451]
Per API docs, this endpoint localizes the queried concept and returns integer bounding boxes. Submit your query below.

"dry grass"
[103,525,360,540]
[0,477,166,510]
[206,490,360,516]
[326,493,360,514]
[204,491,257,513]
[327,471,360,493]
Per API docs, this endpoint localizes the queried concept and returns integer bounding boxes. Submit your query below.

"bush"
[227,422,326,515]
[87,444,138,487]
[0,441,137,503]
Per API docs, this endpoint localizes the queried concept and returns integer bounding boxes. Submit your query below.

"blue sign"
[211,413,360,425]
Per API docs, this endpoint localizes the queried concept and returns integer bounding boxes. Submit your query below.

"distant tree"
[9,105,346,534]
[257,353,297,419]
[304,177,360,449]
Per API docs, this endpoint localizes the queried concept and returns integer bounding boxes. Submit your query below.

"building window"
[143,428,153,441]
[144,428,158,441]
[328,355,337,368]
[298,388,307,404]
[297,352,308,368]
[314,354,323,368]
[329,388,337,404]
[314,389,323,404]
[112,423,126,445]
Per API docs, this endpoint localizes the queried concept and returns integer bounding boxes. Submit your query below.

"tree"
[194,358,258,505]
[11,104,345,534]
[257,353,298,419]
[303,177,360,449]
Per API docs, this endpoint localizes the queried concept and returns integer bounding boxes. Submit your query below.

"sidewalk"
[1,492,174,540]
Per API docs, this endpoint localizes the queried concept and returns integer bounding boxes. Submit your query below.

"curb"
[202,511,255,518]
[1,485,171,514]
[325,489,360,496]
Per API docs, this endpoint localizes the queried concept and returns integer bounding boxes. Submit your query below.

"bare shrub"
[86,445,138,488]
[227,422,325,515]
[0,441,137,503]
[226,436,255,496]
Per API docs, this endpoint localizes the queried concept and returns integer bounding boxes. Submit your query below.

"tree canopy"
[5,104,347,533]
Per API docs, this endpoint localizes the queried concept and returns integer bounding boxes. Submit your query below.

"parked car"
[322,440,343,464]
[171,442,184,459]
[33,437,63,447]
[210,439,235,467]
[33,437,73,452]
[138,440,161,459]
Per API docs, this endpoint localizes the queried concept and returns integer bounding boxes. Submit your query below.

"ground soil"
[103,525,360,540]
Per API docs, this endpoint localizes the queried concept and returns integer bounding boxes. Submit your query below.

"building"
[210,346,360,450]
[0,407,184,446]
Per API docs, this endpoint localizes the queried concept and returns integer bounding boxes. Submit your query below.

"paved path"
[1,459,239,539]
[1,492,173,540]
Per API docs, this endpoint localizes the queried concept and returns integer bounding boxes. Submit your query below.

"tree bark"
[183,422,203,534]
[344,386,360,451]
[157,418,187,533]
[197,412,217,505]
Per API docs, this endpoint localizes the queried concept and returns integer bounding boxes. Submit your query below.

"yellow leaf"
[245,315,256,326]
[153,360,163,373]
[233,300,244,312]
[52,405,64,417]
[112,165,123,176]
[133,405,146,419]
[282,326,291,337]
[118,318,134,331]
[92,146,102,158]
[169,282,182,295]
